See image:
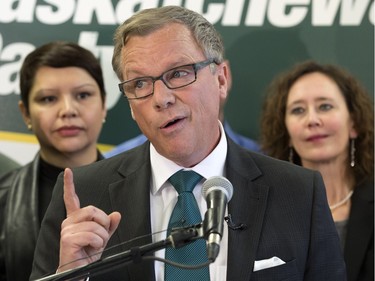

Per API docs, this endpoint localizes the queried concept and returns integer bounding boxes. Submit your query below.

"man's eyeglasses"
[118,58,218,100]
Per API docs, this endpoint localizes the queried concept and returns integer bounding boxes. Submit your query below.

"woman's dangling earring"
[289,146,294,163]
[350,138,356,167]
[27,123,32,131]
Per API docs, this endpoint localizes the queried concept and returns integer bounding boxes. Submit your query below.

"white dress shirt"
[150,121,228,281]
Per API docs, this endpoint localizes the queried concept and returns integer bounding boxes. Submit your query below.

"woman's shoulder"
[0,166,23,190]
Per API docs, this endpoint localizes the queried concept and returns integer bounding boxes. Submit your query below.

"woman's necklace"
[329,190,354,211]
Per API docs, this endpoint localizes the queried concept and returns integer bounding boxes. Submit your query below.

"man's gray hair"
[112,5,225,81]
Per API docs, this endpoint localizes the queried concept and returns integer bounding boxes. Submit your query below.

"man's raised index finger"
[63,168,81,216]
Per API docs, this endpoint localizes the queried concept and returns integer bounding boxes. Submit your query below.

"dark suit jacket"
[0,152,104,281]
[345,180,374,281]
[30,139,346,280]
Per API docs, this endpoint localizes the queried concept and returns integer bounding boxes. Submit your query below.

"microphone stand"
[33,223,204,281]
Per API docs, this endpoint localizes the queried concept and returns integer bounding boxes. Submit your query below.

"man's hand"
[57,168,121,272]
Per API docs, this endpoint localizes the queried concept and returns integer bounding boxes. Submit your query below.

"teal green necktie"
[165,170,210,280]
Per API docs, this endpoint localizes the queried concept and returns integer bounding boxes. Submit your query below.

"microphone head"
[202,176,234,202]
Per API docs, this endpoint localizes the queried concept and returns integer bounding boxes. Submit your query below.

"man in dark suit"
[31,6,346,281]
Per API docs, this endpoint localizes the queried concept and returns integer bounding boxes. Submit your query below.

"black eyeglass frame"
[118,58,218,100]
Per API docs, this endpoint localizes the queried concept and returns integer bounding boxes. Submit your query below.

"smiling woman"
[0,41,107,281]
[260,60,374,281]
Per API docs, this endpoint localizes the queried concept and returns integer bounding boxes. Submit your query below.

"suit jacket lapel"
[225,139,270,280]
[106,143,155,280]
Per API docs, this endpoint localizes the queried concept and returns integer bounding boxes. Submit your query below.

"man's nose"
[152,79,175,109]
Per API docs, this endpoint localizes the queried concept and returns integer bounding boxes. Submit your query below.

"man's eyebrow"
[125,60,193,79]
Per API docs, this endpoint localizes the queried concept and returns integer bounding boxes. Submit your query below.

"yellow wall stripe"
[0,131,114,152]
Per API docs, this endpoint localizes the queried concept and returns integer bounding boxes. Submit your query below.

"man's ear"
[218,61,229,101]
[130,105,135,120]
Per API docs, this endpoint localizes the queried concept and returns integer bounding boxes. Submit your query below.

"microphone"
[202,176,233,262]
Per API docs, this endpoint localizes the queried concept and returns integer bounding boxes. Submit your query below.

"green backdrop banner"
[0,0,373,164]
